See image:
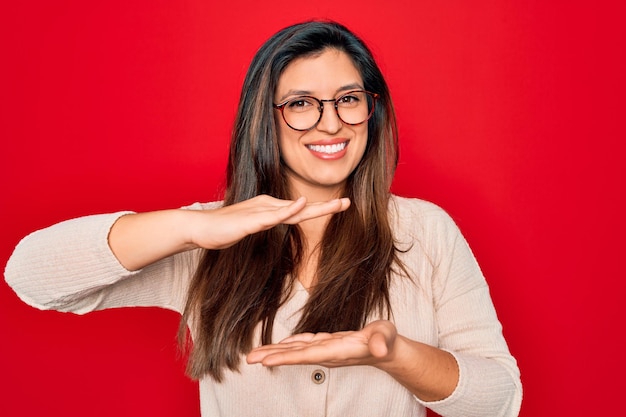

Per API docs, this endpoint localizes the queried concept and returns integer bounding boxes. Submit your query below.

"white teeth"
[307,142,347,154]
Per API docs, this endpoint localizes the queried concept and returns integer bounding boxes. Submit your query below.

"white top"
[4,196,522,417]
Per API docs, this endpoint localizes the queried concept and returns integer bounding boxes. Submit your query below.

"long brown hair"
[180,20,406,381]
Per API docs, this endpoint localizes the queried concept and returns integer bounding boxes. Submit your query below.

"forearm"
[376,335,459,403]
[108,209,199,271]
[108,196,350,271]
[376,334,521,417]
[5,212,141,311]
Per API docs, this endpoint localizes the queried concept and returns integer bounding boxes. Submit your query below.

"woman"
[5,21,522,416]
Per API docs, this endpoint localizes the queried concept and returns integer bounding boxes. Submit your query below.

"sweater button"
[311,369,326,384]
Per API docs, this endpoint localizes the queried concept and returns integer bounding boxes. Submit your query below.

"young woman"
[5,21,522,417]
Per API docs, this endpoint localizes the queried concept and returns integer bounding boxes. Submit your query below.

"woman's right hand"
[109,195,350,271]
[187,195,350,250]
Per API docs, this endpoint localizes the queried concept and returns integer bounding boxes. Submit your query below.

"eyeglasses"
[273,90,379,131]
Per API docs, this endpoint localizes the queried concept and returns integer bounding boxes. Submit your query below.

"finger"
[282,198,351,224]
[237,197,350,232]
[362,321,396,358]
[280,331,337,344]
[248,331,338,365]
[368,331,390,358]
[246,342,311,364]
[233,197,306,235]
[248,340,311,354]
[255,343,335,366]
[279,333,317,344]
[256,196,308,225]
[246,346,276,364]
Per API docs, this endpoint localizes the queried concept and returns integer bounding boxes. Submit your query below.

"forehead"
[275,49,363,98]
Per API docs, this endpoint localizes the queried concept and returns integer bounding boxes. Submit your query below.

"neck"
[293,204,332,291]
[287,175,346,203]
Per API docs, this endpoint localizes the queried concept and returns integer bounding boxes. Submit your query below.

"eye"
[337,93,362,107]
[286,97,316,112]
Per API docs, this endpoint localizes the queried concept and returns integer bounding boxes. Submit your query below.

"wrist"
[375,335,426,380]
[176,209,203,251]
[373,335,458,402]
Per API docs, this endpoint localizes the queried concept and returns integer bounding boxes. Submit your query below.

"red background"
[1,1,624,416]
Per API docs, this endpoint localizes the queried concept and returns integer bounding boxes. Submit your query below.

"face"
[274,48,368,200]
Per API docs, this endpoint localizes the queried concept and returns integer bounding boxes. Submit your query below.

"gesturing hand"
[246,320,398,368]
[189,195,351,250]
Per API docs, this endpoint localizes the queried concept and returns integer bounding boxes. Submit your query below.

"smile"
[306,142,348,155]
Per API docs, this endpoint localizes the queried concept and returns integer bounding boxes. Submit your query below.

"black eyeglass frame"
[273,90,379,131]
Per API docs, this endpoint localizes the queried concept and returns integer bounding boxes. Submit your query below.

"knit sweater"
[4,196,522,417]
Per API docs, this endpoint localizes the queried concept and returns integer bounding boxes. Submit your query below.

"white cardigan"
[4,196,522,417]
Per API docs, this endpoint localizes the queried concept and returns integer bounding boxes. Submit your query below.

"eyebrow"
[277,83,365,102]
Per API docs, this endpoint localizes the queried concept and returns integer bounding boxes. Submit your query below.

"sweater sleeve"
[412,203,522,417]
[4,211,201,315]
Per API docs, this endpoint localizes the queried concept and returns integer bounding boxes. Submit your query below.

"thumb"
[366,320,397,358]
[369,331,390,358]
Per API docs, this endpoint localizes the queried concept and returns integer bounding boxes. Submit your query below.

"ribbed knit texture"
[4,197,521,417]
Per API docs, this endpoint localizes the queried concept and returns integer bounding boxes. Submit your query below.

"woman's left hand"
[247,319,459,402]
[246,320,397,368]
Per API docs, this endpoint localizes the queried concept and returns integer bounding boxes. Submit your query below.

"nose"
[315,103,342,134]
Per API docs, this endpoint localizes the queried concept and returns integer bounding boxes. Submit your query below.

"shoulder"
[389,195,464,246]
[389,195,455,226]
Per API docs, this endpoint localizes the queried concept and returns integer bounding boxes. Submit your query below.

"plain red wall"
[1,1,624,416]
